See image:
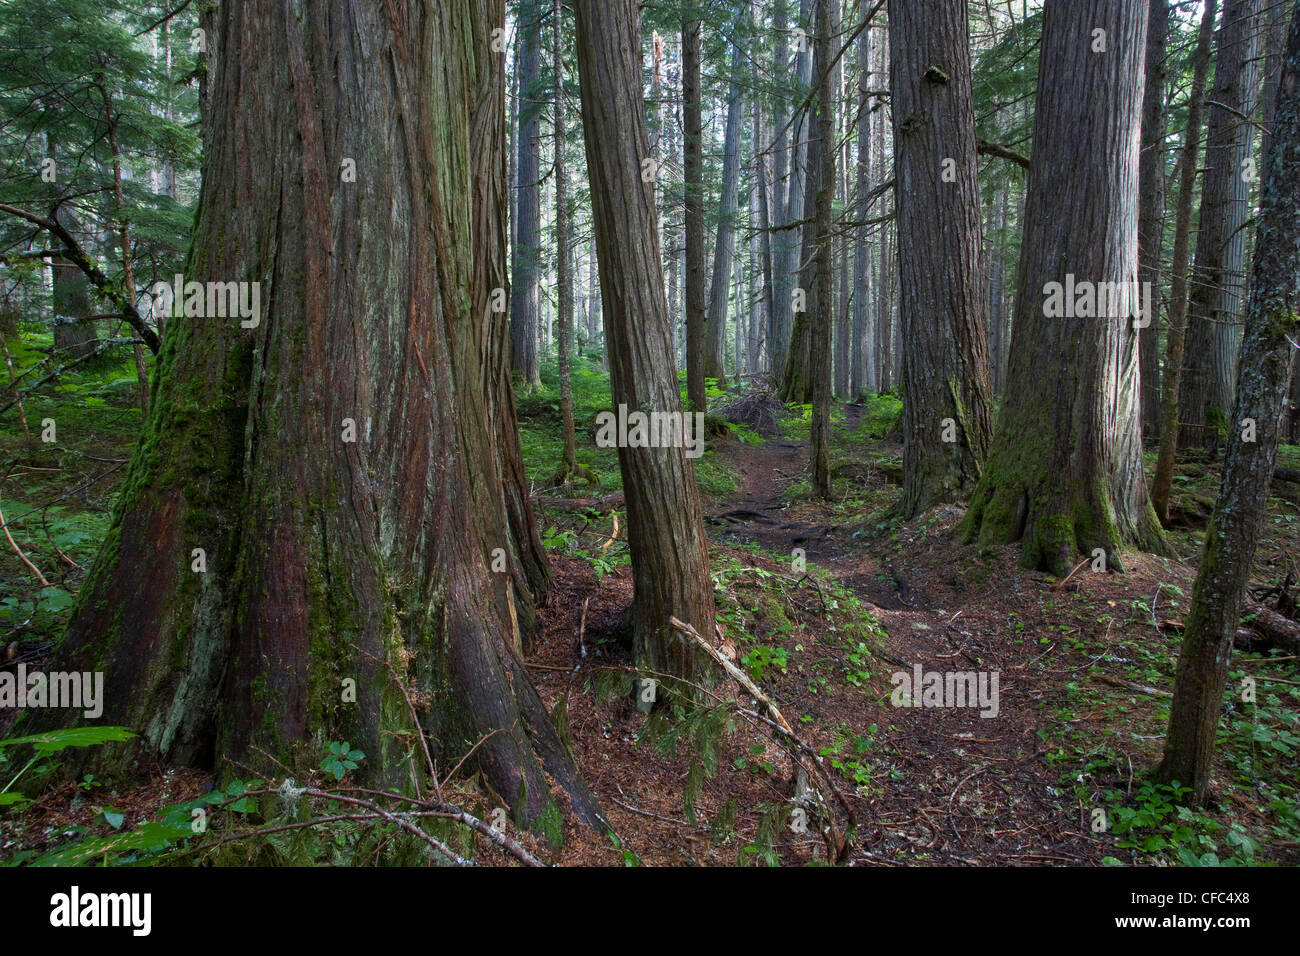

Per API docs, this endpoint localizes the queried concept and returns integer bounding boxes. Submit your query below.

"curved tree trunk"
[574,0,718,694]
[960,0,1166,575]
[888,0,994,519]
[1159,3,1300,803]
[34,0,599,839]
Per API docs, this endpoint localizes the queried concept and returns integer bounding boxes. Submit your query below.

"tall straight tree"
[704,12,747,389]
[574,0,718,689]
[552,0,583,484]
[1137,0,1169,439]
[1178,0,1263,447]
[1160,0,1300,803]
[888,0,994,518]
[683,17,706,414]
[35,0,603,835]
[809,0,834,497]
[961,0,1166,575]
[1152,0,1219,525]
[512,0,543,386]
[852,20,874,396]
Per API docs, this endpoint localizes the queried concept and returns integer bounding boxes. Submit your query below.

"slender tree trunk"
[852,21,872,396]
[1138,0,1169,440]
[776,0,813,378]
[512,5,542,386]
[754,98,776,372]
[553,0,582,484]
[960,0,1166,575]
[705,23,746,389]
[37,0,602,838]
[809,0,834,497]
[770,0,791,373]
[1178,0,1263,447]
[574,0,718,692]
[1159,3,1300,804]
[889,0,994,519]
[683,18,706,413]
[1152,0,1219,525]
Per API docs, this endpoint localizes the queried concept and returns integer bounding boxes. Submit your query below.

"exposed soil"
[530,404,1300,866]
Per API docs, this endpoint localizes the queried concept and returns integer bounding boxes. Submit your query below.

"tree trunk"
[574,0,718,692]
[960,0,1166,575]
[511,5,543,387]
[809,0,834,497]
[754,97,776,372]
[1152,0,1218,525]
[889,0,994,519]
[683,18,706,414]
[553,0,581,484]
[770,0,791,373]
[35,0,601,840]
[705,24,746,389]
[1178,0,1263,448]
[852,21,873,396]
[1159,2,1300,803]
[1138,0,1169,440]
[775,0,813,377]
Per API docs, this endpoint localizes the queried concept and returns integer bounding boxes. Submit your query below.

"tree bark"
[553,0,582,484]
[574,0,718,692]
[960,0,1166,575]
[888,0,994,519]
[1159,2,1300,803]
[34,0,601,840]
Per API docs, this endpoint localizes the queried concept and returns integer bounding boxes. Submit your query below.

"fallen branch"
[0,500,50,587]
[1092,673,1172,698]
[669,615,792,733]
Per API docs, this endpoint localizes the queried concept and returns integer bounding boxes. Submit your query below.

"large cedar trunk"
[1177,0,1262,448]
[574,0,717,690]
[888,0,994,519]
[960,0,1166,575]
[35,0,600,837]
[808,0,834,497]
[1159,3,1300,803]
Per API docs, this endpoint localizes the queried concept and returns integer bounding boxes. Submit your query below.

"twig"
[0,499,49,586]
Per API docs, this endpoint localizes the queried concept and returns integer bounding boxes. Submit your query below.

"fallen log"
[534,492,625,513]
[1239,601,1300,654]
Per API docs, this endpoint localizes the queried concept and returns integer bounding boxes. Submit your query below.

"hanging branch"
[0,203,160,354]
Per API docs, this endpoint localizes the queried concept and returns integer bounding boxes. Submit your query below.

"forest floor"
[527,395,1300,867]
[1,359,1298,866]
